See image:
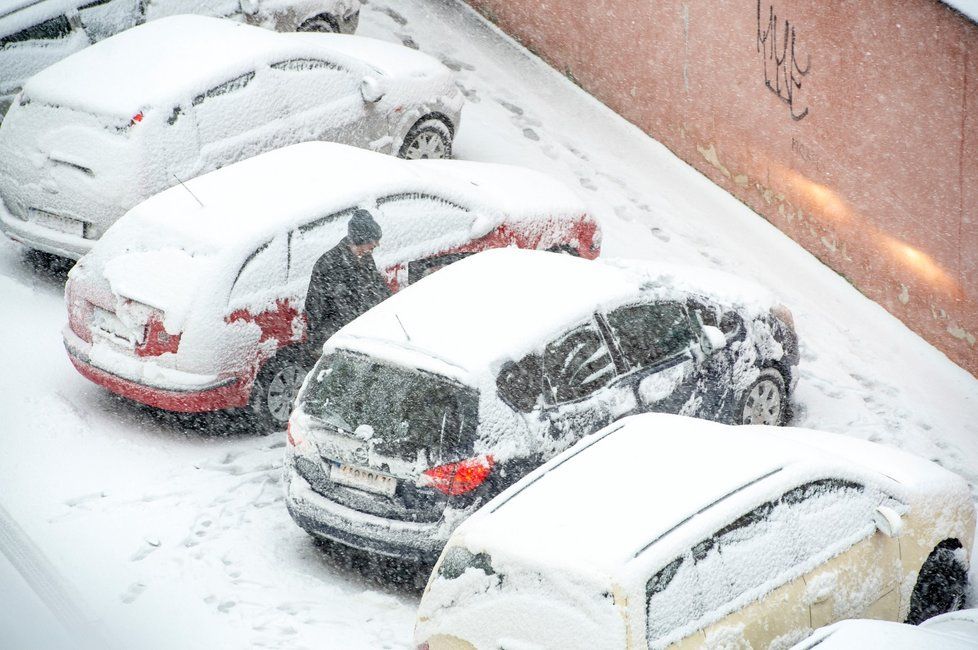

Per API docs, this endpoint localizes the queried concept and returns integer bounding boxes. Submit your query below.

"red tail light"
[287,421,298,447]
[130,111,144,126]
[422,455,494,496]
[136,314,181,357]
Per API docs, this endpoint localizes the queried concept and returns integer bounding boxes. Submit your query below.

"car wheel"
[906,542,968,624]
[738,369,787,426]
[248,349,309,433]
[298,13,339,32]
[398,118,452,159]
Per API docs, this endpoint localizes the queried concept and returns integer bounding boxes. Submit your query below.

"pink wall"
[469,0,978,376]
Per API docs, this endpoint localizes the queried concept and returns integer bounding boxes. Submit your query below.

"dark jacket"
[304,237,392,346]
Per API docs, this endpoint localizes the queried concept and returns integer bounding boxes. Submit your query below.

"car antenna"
[172,173,204,208]
[394,313,412,342]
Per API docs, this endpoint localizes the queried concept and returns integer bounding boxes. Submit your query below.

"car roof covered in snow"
[101,142,585,259]
[450,413,967,580]
[21,15,446,119]
[331,248,777,380]
[794,609,978,650]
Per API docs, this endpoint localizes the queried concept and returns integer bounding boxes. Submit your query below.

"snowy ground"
[1,1,977,648]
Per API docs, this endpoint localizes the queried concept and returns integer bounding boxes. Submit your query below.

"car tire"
[298,13,340,32]
[906,542,968,624]
[247,348,309,433]
[398,118,452,159]
[737,368,787,426]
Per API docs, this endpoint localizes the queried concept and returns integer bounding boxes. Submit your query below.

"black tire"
[298,13,339,33]
[247,348,309,434]
[398,118,452,159]
[737,368,787,426]
[906,542,968,624]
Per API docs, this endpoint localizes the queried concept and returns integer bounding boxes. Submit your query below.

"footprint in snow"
[578,176,598,191]
[120,582,146,604]
[438,55,475,72]
[496,99,524,115]
[396,34,418,50]
[373,6,408,26]
[522,127,540,141]
[455,82,480,102]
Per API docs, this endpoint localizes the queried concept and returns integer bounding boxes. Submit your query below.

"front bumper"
[285,468,446,563]
[0,204,92,260]
[63,326,248,412]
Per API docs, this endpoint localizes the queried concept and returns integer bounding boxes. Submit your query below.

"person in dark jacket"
[303,209,391,359]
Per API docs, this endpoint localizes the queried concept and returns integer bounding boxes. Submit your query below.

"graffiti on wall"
[757,0,810,121]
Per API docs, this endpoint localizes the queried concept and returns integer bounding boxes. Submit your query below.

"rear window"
[302,351,479,465]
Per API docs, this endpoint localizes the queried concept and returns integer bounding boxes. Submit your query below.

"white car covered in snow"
[62,142,599,429]
[0,0,361,118]
[0,14,462,259]
[415,414,976,650]
[284,249,798,562]
[791,609,978,650]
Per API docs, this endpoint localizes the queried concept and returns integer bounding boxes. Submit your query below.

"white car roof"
[794,609,978,649]
[21,15,445,119]
[451,413,964,578]
[332,248,777,379]
[104,142,586,257]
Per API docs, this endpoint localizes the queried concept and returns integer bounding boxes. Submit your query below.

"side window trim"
[193,71,256,106]
[270,58,349,74]
[377,192,470,213]
[230,238,272,298]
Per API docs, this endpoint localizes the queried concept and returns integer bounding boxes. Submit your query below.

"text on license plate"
[332,463,397,497]
[31,210,85,237]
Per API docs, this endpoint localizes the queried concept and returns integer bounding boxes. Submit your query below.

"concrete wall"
[468,0,977,376]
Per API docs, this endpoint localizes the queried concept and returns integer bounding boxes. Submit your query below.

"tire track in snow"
[0,501,112,649]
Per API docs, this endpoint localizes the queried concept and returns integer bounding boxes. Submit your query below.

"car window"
[645,479,877,647]
[288,209,356,284]
[407,251,473,285]
[270,58,347,73]
[543,322,616,404]
[686,298,719,329]
[268,57,359,113]
[1,15,72,46]
[193,71,281,148]
[229,238,286,306]
[606,302,693,369]
[193,72,255,106]
[374,194,474,263]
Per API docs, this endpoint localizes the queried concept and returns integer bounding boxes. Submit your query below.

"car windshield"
[302,351,479,465]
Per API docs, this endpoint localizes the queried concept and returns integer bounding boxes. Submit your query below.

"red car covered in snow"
[63,142,599,429]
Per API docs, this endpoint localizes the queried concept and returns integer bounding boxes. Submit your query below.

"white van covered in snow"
[0,0,361,118]
[416,414,976,649]
[0,14,462,259]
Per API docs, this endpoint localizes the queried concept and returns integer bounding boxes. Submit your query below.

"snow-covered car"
[284,249,799,562]
[415,413,976,650]
[0,0,361,119]
[0,14,462,259]
[62,142,599,430]
[790,609,978,650]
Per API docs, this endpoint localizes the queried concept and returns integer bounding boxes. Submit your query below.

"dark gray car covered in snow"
[284,249,800,561]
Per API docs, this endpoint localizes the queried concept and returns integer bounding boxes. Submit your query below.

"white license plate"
[31,210,84,237]
[92,307,140,347]
[331,463,397,497]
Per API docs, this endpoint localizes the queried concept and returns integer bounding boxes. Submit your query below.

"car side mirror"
[874,505,903,538]
[360,76,385,103]
[700,325,727,355]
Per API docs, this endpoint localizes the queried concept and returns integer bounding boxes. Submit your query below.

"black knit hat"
[348,209,382,245]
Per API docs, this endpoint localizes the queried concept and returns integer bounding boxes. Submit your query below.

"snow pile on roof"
[334,248,778,377]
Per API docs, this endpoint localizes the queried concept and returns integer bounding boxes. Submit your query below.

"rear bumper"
[285,467,446,563]
[0,205,91,260]
[63,326,248,412]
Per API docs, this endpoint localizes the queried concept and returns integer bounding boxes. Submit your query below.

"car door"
[540,320,637,446]
[267,57,369,147]
[76,0,140,42]
[601,301,717,419]
[194,69,285,172]
[684,298,737,419]
[796,481,903,627]
[225,236,293,349]
[372,193,477,277]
